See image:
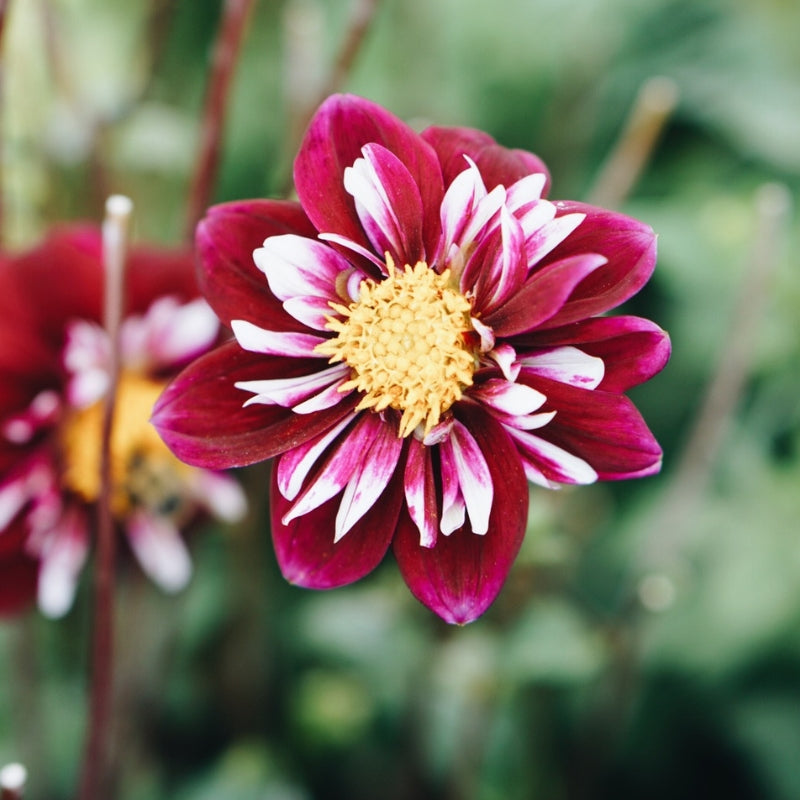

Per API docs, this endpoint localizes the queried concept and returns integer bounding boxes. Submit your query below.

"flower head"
[0,227,246,617]
[154,94,670,624]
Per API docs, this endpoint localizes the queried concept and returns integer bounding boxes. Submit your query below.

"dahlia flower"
[154,94,669,624]
[0,227,246,617]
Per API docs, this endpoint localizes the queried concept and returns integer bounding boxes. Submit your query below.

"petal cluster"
[154,94,670,624]
[0,228,246,617]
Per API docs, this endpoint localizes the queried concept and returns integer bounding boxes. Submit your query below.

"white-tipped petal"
[127,511,192,593]
[231,319,326,357]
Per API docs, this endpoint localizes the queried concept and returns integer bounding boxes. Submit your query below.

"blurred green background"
[1,0,799,798]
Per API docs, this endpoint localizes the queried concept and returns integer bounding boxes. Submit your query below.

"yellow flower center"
[60,371,192,520]
[316,256,476,438]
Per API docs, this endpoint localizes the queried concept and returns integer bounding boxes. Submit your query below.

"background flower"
[154,94,669,624]
[0,227,245,618]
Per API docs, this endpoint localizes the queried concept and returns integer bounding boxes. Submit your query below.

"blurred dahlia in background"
[0,227,246,618]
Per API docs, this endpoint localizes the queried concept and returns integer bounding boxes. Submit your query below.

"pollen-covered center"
[60,371,192,520]
[316,256,476,438]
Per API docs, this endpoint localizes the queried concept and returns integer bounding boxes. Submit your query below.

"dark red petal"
[197,200,316,329]
[125,246,198,314]
[537,202,657,327]
[522,375,663,479]
[270,459,404,589]
[393,406,528,624]
[520,316,671,392]
[9,227,104,339]
[484,253,606,337]
[421,125,551,195]
[293,94,444,259]
[152,340,358,469]
[0,551,37,617]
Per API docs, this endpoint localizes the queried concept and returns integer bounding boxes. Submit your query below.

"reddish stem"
[184,0,256,241]
[77,196,133,800]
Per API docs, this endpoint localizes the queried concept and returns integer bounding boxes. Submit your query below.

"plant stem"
[77,195,133,800]
[184,0,256,242]
[587,76,678,209]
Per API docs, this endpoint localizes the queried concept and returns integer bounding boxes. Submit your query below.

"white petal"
[126,511,192,593]
[506,173,547,209]
[334,423,403,541]
[403,439,437,548]
[254,235,348,302]
[525,213,585,269]
[447,422,493,535]
[508,428,598,485]
[190,471,247,522]
[473,378,546,416]
[277,414,356,501]
[236,363,350,410]
[231,319,326,357]
[520,346,605,389]
[37,509,89,619]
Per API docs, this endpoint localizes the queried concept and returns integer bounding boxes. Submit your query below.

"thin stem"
[587,76,678,209]
[77,195,133,800]
[184,0,256,242]
[0,0,11,246]
[0,763,27,800]
[640,182,792,573]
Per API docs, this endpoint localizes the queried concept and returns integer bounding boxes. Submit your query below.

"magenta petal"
[0,551,37,616]
[196,200,316,329]
[152,341,358,469]
[294,94,444,259]
[539,202,657,327]
[345,143,425,265]
[270,463,404,589]
[523,316,671,392]
[525,376,663,479]
[421,125,551,196]
[485,253,607,337]
[393,407,528,624]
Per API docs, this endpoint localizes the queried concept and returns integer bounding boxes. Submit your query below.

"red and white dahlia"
[0,228,245,617]
[154,94,670,624]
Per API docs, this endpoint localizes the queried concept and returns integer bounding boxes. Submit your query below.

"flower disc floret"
[316,256,475,438]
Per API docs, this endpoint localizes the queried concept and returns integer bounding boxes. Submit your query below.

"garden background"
[1,0,799,798]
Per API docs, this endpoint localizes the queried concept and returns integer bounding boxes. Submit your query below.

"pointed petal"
[37,507,90,619]
[519,346,605,389]
[505,427,598,486]
[231,319,327,357]
[465,207,527,316]
[270,463,404,589]
[188,471,247,522]
[403,437,438,548]
[422,125,551,195]
[523,376,663,479]
[152,341,359,469]
[126,510,192,592]
[335,420,404,540]
[393,406,528,624]
[282,413,387,525]
[538,202,658,326]
[276,414,357,501]
[196,200,316,328]
[237,362,349,410]
[523,316,671,392]
[444,421,493,535]
[294,94,444,259]
[253,234,351,304]
[344,144,425,265]
[122,297,220,371]
[485,253,607,337]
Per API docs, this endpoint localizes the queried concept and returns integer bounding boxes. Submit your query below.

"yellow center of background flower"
[60,371,192,519]
[316,257,476,438]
